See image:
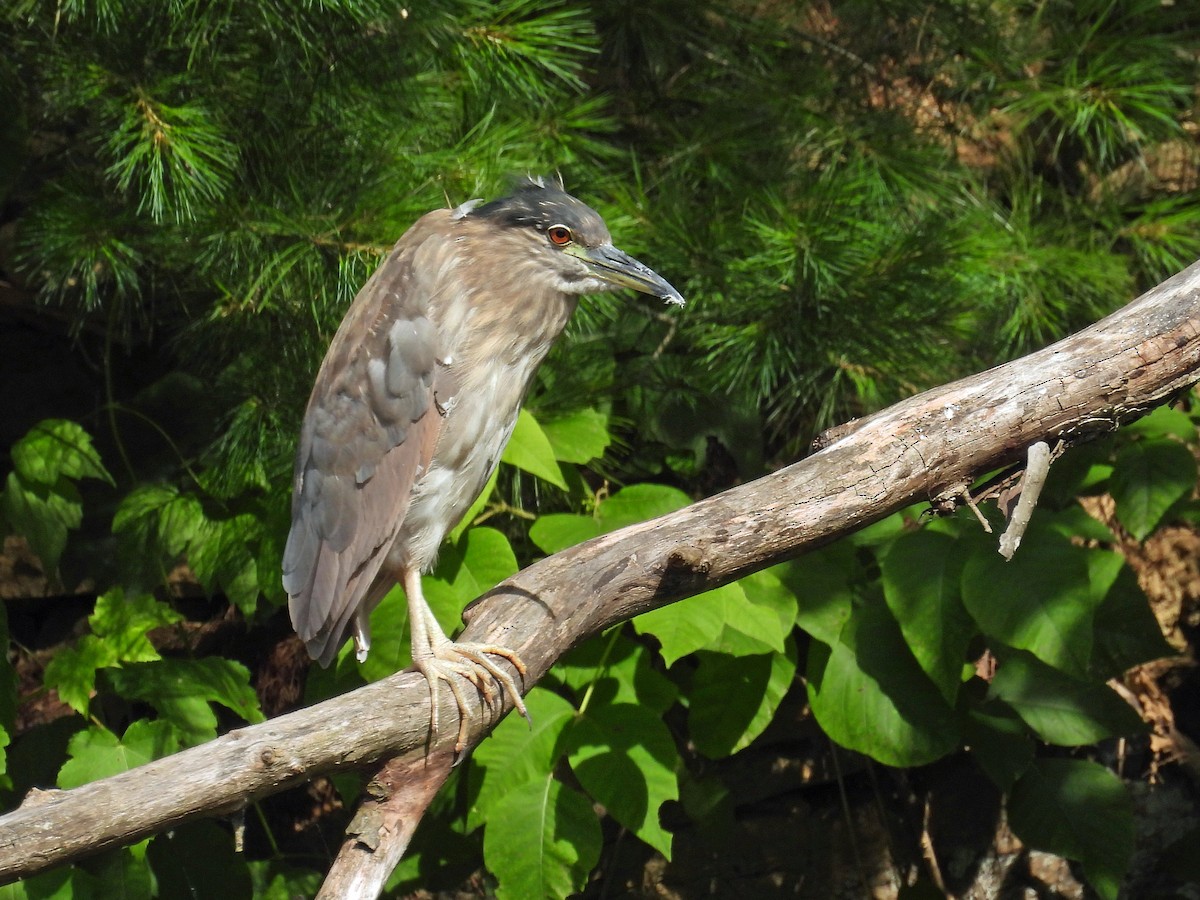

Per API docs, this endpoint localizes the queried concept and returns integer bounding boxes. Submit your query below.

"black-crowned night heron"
[283,179,684,749]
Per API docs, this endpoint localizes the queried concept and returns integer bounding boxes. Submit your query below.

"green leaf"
[987,651,1145,745]
[567,702,678,856]
[739,567,799,635]
[502,408,568,489]
[554,633,678,714]
[248,862,323,900]
[42,636,115,715]
[363,527,519,682]
[8,866,94,899]
[596,483,691,531]
[10,419,112,486]
[689,638,798,758]
[426,525,519,631]
[635,580,788,664]
[105,658,264,745]
[541,407,612,463]
[469,688,576,830]
[89,589,181,663]
[187,512,261,616]
[1,471,81,575]
[359,584,412,681]
[1123,405,1197,443]
[961,527,1096,677]
[58,720,180,789]
[528,513,604,555]
[1087,551,1174,677]
[786,544,856,645]
[806,599,958,767]
[147,821,252,899]
[963,703,1034,792]
[112,484,204,557]
[448,466,499,543]
[41,590,181,715]
[1008,759,1133,900]
[485,776,601,900]
[1110,437,1196,539]
[86,846,152,900]
[881,530,976,704]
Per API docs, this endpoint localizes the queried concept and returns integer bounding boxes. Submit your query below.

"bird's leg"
[403,568,529,754]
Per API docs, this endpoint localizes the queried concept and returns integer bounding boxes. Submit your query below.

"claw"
[402,567,530,755]
[414,640,528,754]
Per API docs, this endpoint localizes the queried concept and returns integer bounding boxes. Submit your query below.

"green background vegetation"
[2,0,1200,896]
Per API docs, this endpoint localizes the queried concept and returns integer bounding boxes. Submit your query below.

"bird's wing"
[283,214,453,666]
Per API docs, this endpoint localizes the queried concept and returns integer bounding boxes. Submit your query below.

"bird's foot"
[414,639,529,755]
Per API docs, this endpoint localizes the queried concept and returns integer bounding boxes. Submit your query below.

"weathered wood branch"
[2,260,1199,885]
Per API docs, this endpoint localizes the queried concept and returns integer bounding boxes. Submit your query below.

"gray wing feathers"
[284,221,449,665]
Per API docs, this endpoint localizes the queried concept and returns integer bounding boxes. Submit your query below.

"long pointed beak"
[569,243,686,306]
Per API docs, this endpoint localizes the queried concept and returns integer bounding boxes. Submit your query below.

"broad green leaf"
[785,544,855,645]
[469,688,576,830]
[567,703,678,856]
[187,512,260,616]
[635,580,788,664]
[961,528,1095,677]
[10,419,112,486]
[105,658,264,745]
[42,637,116,715]
[58,720,180,789]
[365,525,525,682]
[147,821,253,899]
[739,567,799,635]
[360,583,412,681]
[963,703,1034,791]
[448,466,499,543]
[596,483,691,531]
[41,590,181,715]
[1,471,81,574]
[485,776,600,900]
[1008,759,1133,900]
[1045,504,1116,543]
[1110,438,1196,540]
[633,597,723,666]
[807,599,958,767]
[1087,551,1173,677]
[554,633,677,714]
[987,651,1144,745]
[502,408,567,489]
[88,846,152,900]
[112,483,204,558]
[425,526,519,633]
[882,530,975,704]
[7,866,92,899]
[528,513,604,555]
[89,589,181,663]
[689,638,798,757]
[1122,405,1197,443]
[541,407,611,464]
[248,862,323,900]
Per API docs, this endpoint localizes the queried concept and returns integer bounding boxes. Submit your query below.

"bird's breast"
[387,342,547,572]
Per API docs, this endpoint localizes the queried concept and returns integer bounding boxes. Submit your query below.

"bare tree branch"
[2,260,1199,886]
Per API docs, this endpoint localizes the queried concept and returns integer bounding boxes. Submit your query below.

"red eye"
[547,225,573,246]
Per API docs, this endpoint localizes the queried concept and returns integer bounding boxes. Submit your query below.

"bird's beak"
[569,243,686,306]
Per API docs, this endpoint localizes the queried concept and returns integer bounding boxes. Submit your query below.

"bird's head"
[467,179,685,306]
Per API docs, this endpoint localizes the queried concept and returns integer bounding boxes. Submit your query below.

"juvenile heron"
[284,179,684,749]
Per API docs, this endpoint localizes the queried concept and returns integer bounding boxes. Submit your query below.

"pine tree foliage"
[3,0,1200,896]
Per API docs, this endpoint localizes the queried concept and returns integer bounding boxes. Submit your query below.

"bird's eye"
[547,225,573,246]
